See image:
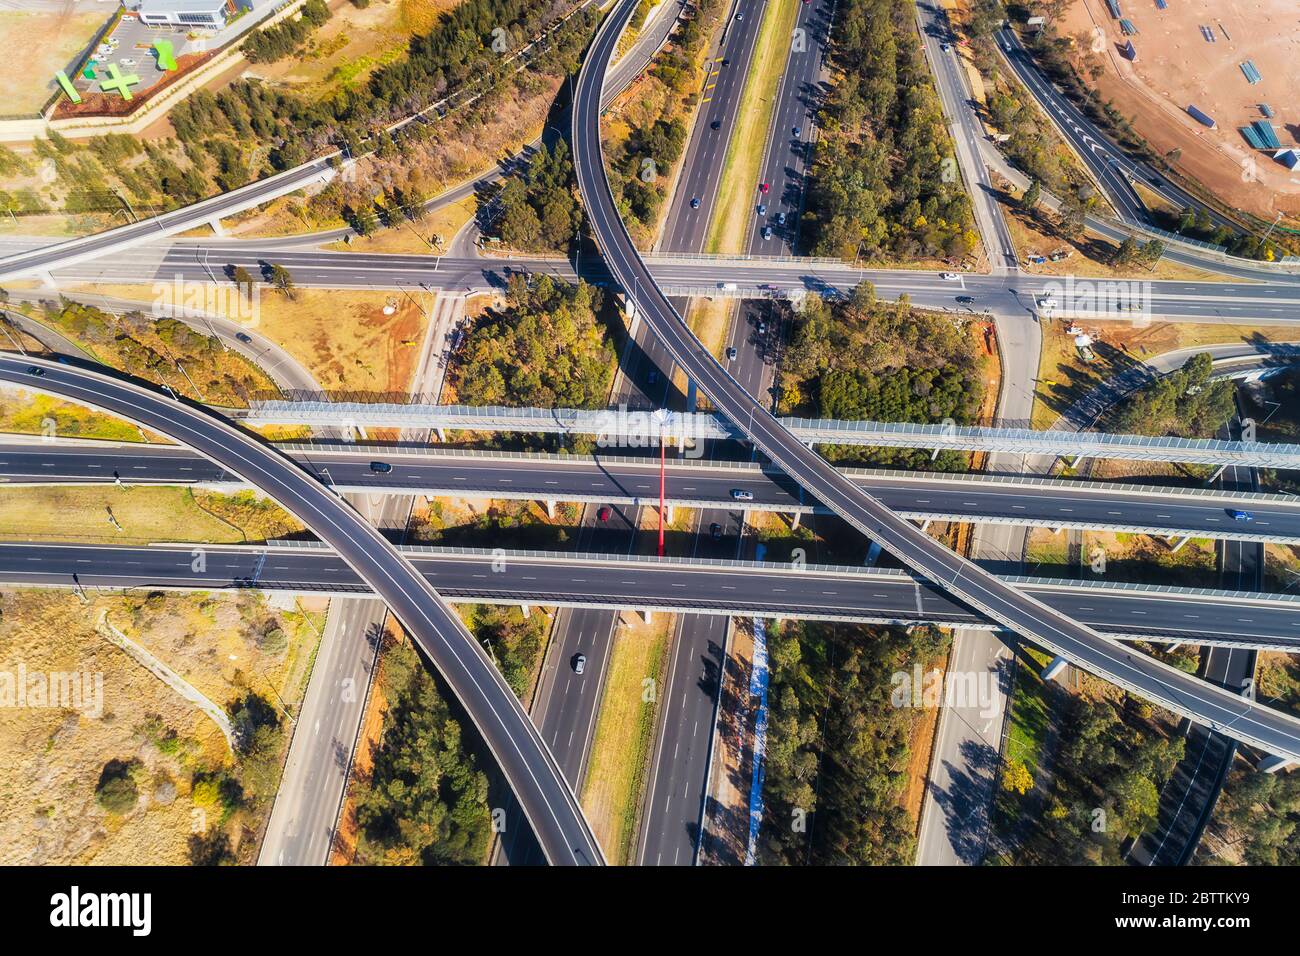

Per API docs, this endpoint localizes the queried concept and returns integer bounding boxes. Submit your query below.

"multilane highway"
[18,241,1300,319]
[572,0,1300,761]
[3,540,1300,649]
[995,23,1237,232]
[0,354,603,866]
[6,441,1300,544]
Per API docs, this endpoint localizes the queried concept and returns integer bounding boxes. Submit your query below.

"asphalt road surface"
[573,0,1300,762]
[995,24,1236,232]
[7,539,1300,647]
[0,354,603,866]
[34,242,1300,319]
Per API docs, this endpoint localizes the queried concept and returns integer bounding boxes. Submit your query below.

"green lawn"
[1004,647,1053,776]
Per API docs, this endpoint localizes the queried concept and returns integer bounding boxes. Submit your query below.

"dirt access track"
[1060,0,1300,221]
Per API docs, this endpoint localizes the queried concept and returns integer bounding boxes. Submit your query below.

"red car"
[597,506,612,521]
[759,182,770,194]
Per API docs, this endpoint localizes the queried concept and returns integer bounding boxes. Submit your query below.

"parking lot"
[70,11,192,100]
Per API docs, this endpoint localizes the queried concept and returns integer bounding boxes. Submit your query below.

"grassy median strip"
[704,0,801,254]
[580,612,672,864]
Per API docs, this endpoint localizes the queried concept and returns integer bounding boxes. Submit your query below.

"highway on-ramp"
[0,354,602,866]
[572,0,1300,761]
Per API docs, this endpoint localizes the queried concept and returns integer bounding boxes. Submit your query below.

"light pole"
[1260,210,1284,255]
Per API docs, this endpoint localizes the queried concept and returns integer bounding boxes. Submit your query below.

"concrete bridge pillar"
[640,609,652,625]
[519,604,530,619]
[1041,656,1069,683]
[1259,754,1293,774]
[789,511,800,531]
[209,217,226,236]
[544,500,557,519]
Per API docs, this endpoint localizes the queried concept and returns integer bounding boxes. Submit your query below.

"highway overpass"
[231,401,1300,470]
[16,239,1300,316]
[6,439,1300,545]
[0,354,603,866]
[3,540,1300,651]
[571,0,1300,764]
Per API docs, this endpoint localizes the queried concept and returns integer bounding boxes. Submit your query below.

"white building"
[130,0,253,29]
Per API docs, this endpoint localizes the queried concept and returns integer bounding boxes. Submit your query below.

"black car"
[26,366,44,377]
[235,332,253,344]
[710,522,723,540]
[369,461,393,473]
[956,295,976,305]
[711,120,721,130]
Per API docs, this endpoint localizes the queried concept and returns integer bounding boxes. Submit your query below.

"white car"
[731,489,754,501]
[573,654,587,675]
[941,272,960,280]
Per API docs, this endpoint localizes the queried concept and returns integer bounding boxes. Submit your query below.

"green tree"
[268,263,295,300]
[1002,761,1034,795]
[232,266,254,300]
[95,758,142,814]
[1110,235,1139,266]
[1021,178,1041,210]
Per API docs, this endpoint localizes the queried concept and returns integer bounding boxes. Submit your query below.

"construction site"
[1059,0,1300,222]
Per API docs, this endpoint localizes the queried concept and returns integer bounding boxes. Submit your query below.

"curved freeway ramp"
[571,0,1300,763]
[0,354,602,866]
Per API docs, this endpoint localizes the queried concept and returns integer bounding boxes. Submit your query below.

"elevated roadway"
[0,355,602,866]
[233,401,1300,469]
[571,0,1300,762]
[4,540,1300,651]
[6,440,1300,544]
[25,242,1300,319]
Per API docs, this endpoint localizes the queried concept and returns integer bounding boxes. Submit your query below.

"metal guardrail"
[241,401,1300,468]
[271,441,1300,503]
